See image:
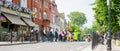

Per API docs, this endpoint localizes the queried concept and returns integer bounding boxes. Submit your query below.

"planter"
[1,7,30,18]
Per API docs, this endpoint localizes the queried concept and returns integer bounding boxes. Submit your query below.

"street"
[0,42,90,51]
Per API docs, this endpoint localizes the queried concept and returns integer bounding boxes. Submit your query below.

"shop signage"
[0,16,7,22]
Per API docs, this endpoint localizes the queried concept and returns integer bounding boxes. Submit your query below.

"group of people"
[30,29,39,42]
[40,28,73,42]
[98,31,112,45]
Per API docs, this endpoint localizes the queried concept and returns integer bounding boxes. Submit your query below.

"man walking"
[55,29,58,42]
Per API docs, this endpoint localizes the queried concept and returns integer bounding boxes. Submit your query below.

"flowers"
[0,1,3,6]
[1,1,32,14]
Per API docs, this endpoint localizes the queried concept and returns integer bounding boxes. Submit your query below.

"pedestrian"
[42,27,46,42]
[35,30,39,42]
[105,31,112,45]
[59,33,62,41]
[61,31,65,42]
[87,35,91,42]
[67,31,72,42]
[48,28,53,42]
[55,29,58,42]
[99,32,104,45]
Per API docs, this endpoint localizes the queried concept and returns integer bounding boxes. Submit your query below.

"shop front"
[0,13,27,42]
[22,17,37,41]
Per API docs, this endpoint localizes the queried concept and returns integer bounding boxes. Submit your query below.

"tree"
[69,23,83,41]
[68,11,87,27]
[84,27,94,35]
[92,0,120,34]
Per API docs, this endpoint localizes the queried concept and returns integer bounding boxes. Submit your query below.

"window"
[6,0,12,2]
[43,12,47,20]
[39,11,41,19]
[35,0,38,2]
[20,0,27,8]
[44,1,48,8]
[34,8,38,18]
[40,0,42,8]
[50,15,53,23]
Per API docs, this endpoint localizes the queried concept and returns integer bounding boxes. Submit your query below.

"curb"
[0,42,38,46]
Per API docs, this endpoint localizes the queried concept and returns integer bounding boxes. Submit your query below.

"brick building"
[50,0,58,30]
[0,0,36,41]
[42,0,51,32]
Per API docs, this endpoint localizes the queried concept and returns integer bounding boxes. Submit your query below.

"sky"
[55,0,95,28]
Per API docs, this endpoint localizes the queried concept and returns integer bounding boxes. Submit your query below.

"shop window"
[1,21,8,28]
[9,24,14,31]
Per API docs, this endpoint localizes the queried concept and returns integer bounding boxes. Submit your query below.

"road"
[0,42,90,51]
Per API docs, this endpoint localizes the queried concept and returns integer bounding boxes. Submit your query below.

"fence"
[92,31,99,50]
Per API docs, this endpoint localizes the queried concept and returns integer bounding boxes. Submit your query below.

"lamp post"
[107,0,111,50]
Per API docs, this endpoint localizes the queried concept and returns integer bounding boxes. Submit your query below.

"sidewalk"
[81,40,120,51]
[94,40,120,51]
[81,43,92,51]
[0,41,37,46]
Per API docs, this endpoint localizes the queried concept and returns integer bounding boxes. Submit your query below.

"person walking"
[99,32,104,45]
[35,30,39,42]
[42,27,46,42]
[49,28,54,42]
[55,29,58,42]
[61,31,65,42]
[30,28,34,41]
[67,31,72,42]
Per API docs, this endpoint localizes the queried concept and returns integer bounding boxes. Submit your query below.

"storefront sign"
[0,16,5,20]
[0,16,7,22]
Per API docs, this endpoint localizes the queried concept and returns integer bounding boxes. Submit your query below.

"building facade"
[0,0,56,42]
[57,13,67,31]
[50,0,58,31]
[42,0,51,33]
[0,0,36,41]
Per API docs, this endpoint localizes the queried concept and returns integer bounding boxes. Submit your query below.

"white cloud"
[55,0,95,28]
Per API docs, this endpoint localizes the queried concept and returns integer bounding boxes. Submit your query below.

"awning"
[3,13,26,26]
[22,18,36,27]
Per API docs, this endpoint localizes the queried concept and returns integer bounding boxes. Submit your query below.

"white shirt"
[43,29,46,34]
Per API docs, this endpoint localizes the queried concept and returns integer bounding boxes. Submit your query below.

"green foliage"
[70,23,81,33]
[68,11,87,27]
[92,0,120,33]
[69,23,85,40]
[84,27,94,35]
[68,11,87,40]
[92,21,100,31]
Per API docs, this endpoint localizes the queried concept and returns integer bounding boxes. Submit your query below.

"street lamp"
[107,0,111,50]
